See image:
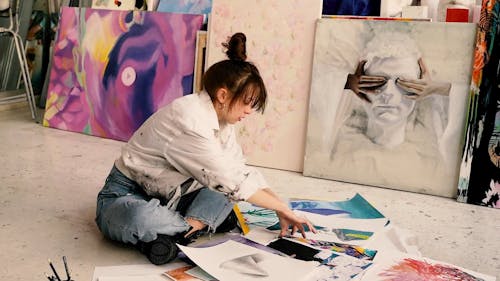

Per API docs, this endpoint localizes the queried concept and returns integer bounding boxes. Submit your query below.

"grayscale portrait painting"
[304,19,476,197]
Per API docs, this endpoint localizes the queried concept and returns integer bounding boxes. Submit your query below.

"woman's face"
[222,90,258,124]
[362,56,418,126]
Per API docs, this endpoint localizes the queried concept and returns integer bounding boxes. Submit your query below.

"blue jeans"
[95,166,234,244]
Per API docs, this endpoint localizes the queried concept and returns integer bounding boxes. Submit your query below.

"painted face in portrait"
[363,56,418,126]
[357,30,422,147]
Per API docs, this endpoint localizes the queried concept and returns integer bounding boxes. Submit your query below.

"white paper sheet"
[92,262,188,281]
[97,275,167,281]
[178,240,318,281]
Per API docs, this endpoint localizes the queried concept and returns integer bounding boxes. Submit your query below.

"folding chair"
[0,0,38,120]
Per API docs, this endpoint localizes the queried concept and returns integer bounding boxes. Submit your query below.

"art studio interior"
[0,0,499,280]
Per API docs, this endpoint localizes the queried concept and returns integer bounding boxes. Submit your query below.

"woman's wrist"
[273,202,290,214]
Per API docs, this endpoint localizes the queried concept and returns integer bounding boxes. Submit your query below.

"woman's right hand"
[246,188,316,238]
[276,208,316,238]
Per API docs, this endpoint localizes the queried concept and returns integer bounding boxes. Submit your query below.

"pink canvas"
[43,7,203,141]
[205,0,322,172]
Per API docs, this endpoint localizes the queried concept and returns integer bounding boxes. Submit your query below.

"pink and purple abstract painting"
[43,7,203,141]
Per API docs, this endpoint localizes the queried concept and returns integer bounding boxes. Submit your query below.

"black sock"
[215,210,239,233]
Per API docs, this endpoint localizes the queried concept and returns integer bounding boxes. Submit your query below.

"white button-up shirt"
[115,91,267,209]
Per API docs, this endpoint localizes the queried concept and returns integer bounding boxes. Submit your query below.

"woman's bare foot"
[184,217,206,238]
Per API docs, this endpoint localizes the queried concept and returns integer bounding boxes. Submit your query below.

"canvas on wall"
[322,0,381,16]
[206,0,322,172]
[43,7,203,141]
[91,0,136,10]
[25,10,58,96]
[458,0,500,208]
[304,19,476,197]
[193,30,207,94]
[157,0,211,23]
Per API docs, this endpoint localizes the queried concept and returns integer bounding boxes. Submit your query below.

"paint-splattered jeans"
[95,165,234,244]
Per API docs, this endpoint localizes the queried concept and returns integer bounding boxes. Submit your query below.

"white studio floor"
[0,105,499,281]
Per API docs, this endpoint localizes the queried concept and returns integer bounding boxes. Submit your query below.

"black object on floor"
[215,210,239,233]
[267,238,321,262]
[137,234,179,265]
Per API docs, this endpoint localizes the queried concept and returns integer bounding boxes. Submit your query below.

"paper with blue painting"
[290,236,378,261]
[307,252,372,281]
[237,193,386,244]
[157,0,211,23]
[237,193,383,228]
[290,193,385,218]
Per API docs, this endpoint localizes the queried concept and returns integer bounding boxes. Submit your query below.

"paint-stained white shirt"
[115,91,267,209]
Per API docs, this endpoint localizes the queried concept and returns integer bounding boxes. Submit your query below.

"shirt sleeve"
[163,124,267,201]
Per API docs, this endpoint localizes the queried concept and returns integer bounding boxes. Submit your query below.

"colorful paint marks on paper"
[304,19,475,197]
[292,237,377,260]
[290,193,385,218]
[377,258,487,281]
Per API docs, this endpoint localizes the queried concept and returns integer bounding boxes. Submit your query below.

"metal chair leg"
[11,30,38,120]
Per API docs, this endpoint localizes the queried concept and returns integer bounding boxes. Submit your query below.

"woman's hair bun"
[222,32,247,61]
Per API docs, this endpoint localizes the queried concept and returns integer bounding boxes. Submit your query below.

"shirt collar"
[198,90,221,132]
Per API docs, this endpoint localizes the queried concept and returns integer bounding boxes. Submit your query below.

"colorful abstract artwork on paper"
[304,19,476,197]
[378,259,483,280]
[359,253,496,281]
[237,193,385,241]
[457,0,500,208]
[320,253,373,280]
[43,7,203,141]
[315,228,373,242]
[157,0,212,23]
[291,237,378,260]
[163,265,201,281]
[206,0,322,172]
[290,193,385,218]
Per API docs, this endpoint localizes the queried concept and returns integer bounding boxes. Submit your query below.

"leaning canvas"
[43,7,203,141]
[91,0,135,10]
[206,0,323,172]
[322,0,381,16]
[304,19,476,197]
[156,0,212,23]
